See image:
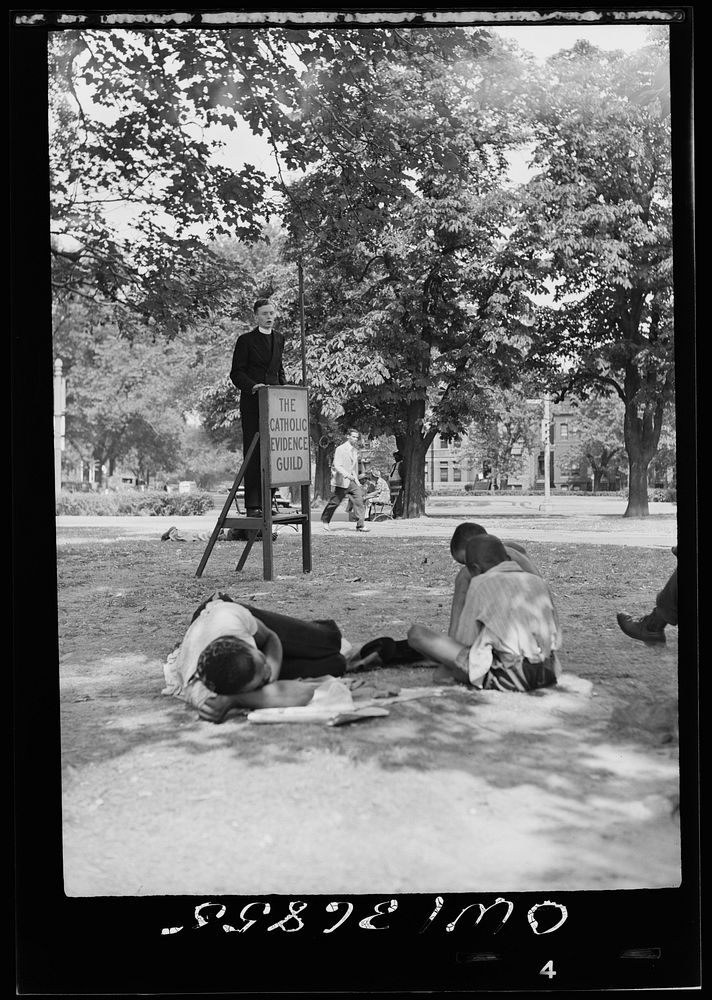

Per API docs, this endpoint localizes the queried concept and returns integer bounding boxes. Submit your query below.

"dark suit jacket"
[230,327,286,409]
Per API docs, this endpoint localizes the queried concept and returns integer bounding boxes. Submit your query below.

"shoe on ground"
[616,612,666,643]
[671,546,678,557]
[356,526,370,532]
[246,508,262,517]
[359,637,397,662]
[160,526,178,541]
[320,520,331,531]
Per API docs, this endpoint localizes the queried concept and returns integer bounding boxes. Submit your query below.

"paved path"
[56,495,677,548]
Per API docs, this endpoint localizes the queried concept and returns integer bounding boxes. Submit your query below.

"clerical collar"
[258,326,273,335]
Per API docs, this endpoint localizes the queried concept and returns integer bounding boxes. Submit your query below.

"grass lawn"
[55,529,681,897]
[57,529,679,708]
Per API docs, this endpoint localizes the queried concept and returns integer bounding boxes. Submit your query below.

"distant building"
[425,403,629,493]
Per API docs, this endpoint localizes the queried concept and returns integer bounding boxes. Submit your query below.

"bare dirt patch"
[57,529,680,895]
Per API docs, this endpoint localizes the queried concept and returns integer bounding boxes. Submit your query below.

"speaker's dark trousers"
[240,397,262,511]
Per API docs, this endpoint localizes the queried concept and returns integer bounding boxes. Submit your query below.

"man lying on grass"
[163,592,357,723]
[407,534,563,692]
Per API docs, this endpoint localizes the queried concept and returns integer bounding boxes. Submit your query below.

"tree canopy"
[50,26,677,515]
[515,38,673,515]
[279,31,542,514]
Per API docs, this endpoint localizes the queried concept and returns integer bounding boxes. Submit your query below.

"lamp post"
[542,393,551,506]
[297,257,307,387]
[53,358,66,497]
[527,393,551,505]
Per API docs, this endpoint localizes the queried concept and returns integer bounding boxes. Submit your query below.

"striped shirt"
[454,562,562,690]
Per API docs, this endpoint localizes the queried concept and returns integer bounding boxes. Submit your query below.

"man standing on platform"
[230,298,286,517]
[320,429,370,532]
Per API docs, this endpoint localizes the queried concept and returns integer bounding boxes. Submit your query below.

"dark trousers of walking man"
[321,482,367,530]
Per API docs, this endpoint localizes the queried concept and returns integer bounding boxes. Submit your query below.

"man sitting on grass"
[407,534,563,692]
[447,521,541,636]
[163,592,354,723]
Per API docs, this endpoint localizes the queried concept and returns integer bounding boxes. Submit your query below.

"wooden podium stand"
[196,386,312,581]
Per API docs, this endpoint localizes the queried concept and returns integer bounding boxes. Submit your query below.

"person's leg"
[391,488,403,518]
[655,567,678,626]
[321,486,346,524]
[240,402,261,512]
[347,482,366,529]
[617,567,677,642]
[407,624,468,672]
[241,604,347,678]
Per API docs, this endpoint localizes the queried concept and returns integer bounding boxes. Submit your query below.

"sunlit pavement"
[56,495,677,548]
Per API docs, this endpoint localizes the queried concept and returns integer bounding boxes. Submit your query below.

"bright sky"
[88,23,658,240]
[493,23,656,59]
[212,23,658,177]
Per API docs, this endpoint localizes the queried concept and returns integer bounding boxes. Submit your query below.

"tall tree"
[53,296,196,483]
[50,27,471,332]
[517,37,673,516]
[282,31,538,515]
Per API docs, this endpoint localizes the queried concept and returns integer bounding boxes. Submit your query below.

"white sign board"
[260,386,311,487]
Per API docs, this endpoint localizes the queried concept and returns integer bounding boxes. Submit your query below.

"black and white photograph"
[12,5,699,993]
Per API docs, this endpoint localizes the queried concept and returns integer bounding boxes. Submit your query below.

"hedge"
[56,489,215,516]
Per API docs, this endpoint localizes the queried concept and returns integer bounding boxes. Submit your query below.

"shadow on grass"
[58,538,679,799]
[61,654,678,814]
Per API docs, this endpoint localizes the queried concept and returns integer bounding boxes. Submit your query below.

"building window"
[439,463,449,482]
[453,467,462,482]
[560,423,569,439]
[439,436,449,449]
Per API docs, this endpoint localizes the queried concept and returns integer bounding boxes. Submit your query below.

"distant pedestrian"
[365,469,391,513]
[389,450,404,518]
[320,429,370,532]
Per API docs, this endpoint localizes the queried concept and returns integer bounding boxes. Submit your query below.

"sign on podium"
[196,385,312,581]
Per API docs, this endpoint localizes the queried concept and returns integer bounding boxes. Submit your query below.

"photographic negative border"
[11,6,699,992]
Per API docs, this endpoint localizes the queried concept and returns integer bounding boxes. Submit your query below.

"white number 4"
[540,960,556,979]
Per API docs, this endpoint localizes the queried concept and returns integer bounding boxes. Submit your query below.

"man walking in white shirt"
[320,429,370,532]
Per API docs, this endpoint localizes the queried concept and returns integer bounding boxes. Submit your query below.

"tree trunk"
[593,469,603,492]
[623,408,658,517]
[625,457,651,517]
[312,442,333,504]
[395,401,437,518]
[310,408,335,504]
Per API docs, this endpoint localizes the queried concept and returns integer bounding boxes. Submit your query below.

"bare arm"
[233,680,317,709]
[253,618,283,681]
[505,546,541,577]
[198,679,317,721]
[449,565,472,637]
